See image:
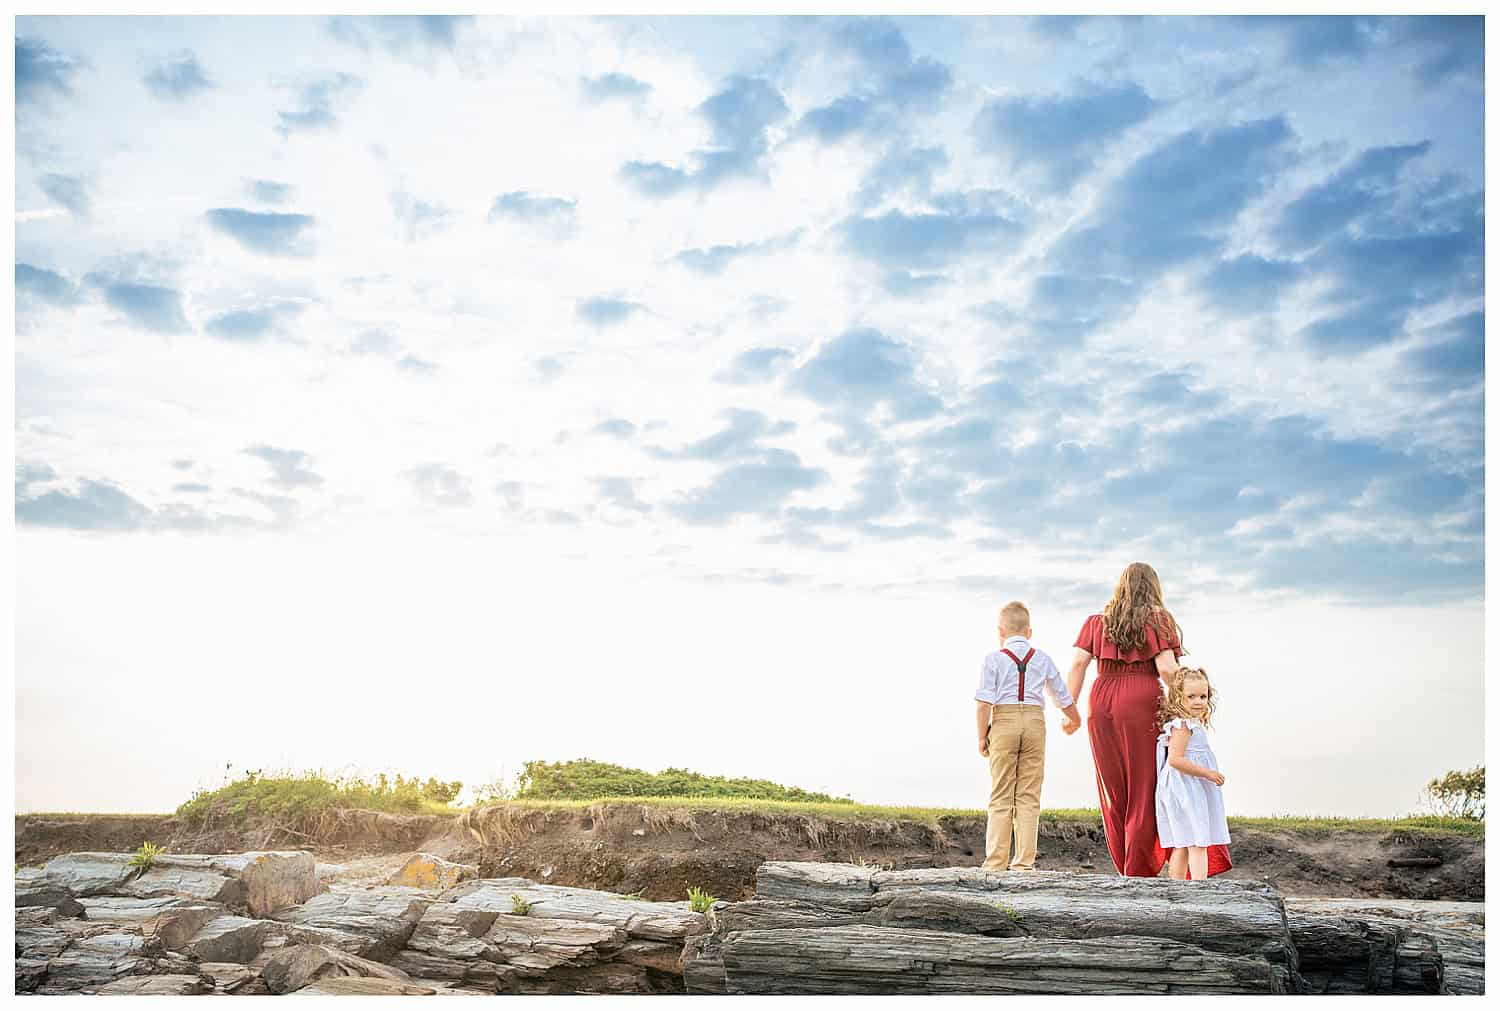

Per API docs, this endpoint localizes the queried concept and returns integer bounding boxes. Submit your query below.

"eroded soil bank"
[16,805,1483,903]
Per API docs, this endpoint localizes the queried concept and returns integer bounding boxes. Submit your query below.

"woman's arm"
[1166,728,1225,785]
[1066,648,1091,709]
[1154,649,1179,678]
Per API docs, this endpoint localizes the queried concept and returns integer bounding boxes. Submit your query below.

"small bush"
[512,759,853,804]
[687,886,716,913]
[128,841,165,872]
[176,769,466,828]
[1423,766,1484,821]
[510,893,532,916]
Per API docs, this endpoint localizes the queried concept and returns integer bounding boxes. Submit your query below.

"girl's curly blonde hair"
[1157,666,1217,730]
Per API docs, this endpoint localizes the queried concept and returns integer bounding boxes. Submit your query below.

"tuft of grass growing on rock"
[127,841,165,872]
[510,893,532,916]
[687,886,717,913]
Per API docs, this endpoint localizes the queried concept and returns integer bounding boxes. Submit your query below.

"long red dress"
[1074,614,1231,878]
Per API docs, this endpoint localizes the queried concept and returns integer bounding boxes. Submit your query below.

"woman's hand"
[1207,770,1225,787]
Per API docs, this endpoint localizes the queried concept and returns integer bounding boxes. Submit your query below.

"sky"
[12,14,1486,817]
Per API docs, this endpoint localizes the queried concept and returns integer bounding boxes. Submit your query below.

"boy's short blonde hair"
[999,601,1031,636]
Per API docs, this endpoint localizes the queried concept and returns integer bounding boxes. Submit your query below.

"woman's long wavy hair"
[1102,561,1182,652]
[1157,666,1217,730]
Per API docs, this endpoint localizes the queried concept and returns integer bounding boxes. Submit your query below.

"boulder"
[683,862,1303,995]
[263,943,417,995]
[1285,897,1481,996]
[185,915,275,964]
[38,849,321,918]
[273,885,432,961]
[16,880,86,917]
[128,851,321,916]
[197,961,261,994]
[405,903,501,960]
[388,852,479,890]
[483,912,626,975]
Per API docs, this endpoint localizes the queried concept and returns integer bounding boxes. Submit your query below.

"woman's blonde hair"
[1158,666,1216,730]
[1102,561,1182,652]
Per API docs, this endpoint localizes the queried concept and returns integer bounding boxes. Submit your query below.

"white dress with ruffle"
[1155,718,1230,848]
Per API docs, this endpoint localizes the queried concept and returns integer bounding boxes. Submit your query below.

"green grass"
[1223,814,1483,838]
[474,796,1484,837]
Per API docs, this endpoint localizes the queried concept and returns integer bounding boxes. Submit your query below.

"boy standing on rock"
[975,601,1081,871]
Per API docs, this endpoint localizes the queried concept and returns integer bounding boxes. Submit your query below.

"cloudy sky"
[14,15,1485,818]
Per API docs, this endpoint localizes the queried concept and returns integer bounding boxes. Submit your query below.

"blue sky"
[13,15,1486,814]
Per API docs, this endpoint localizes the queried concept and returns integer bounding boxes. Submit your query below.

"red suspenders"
[1001,648,1035,703]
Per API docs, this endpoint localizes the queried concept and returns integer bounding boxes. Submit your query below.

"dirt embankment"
[16,806,1484,903]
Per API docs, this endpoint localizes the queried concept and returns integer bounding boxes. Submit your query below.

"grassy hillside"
[152,762,1483,840]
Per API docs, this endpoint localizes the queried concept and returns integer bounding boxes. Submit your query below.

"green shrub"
[176,769,465,827]
[128,841,165,872]
[1423,766,1484,820]
[687,886,717,913]
[510,893,532,916]
[512,759,853,805]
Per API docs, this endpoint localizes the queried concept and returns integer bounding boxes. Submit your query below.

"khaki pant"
[984,704,1046,871]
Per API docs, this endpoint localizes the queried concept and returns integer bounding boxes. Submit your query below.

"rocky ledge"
[14,852,1484,995]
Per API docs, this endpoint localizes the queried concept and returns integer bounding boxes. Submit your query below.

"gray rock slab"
[36,930,151,992]
[39,853,136,896]
[447,880,708,942]
[263,942,417,995]
[186,915,274,964]
[293,976,439,995]
[483,912,626,975]
[716,924,1287,995]
[197,961,260,994]
[273,885,432,961]
[405,903,500,960]
[96,974,210,995]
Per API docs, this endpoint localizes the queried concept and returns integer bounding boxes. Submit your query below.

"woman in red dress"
[1067,562,1231,878]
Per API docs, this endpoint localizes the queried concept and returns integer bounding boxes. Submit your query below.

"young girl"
[1155,667,1230,881]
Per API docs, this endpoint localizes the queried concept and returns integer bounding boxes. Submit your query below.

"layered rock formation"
[15,850,707,995]
[13,851,1483,995]
[680,862,1484,995]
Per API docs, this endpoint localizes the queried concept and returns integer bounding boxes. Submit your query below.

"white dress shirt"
[975,635,1075,708]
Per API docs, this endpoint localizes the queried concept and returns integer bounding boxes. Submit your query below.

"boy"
[975,601,1081,871]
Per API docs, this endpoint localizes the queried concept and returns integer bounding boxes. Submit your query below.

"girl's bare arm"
[1155,649,1179,678]
[1165,727,1225,784]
